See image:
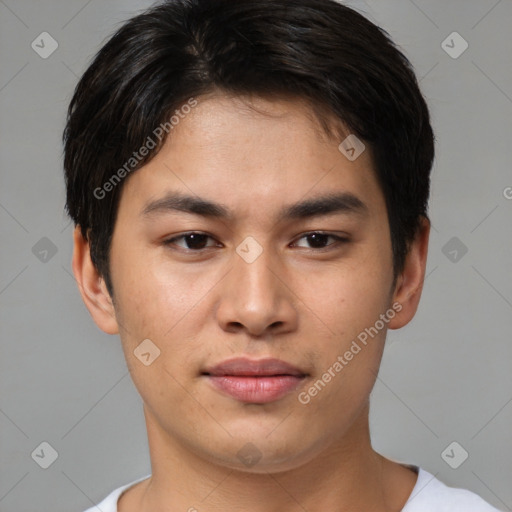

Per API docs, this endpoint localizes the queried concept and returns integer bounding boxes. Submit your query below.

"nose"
[215,244,298,337]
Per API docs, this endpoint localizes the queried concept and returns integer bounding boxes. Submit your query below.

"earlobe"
[71,226,119,335]
[388,217,430,330]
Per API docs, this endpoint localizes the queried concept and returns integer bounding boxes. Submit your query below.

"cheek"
[113,263,208,410]
[297,264,391,416]
[112,246,220,364]
[297,256,392,343]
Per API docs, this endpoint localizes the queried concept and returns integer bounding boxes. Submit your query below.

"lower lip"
[206,375,305,403]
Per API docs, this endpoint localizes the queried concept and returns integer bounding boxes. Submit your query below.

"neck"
[131,402,414,512]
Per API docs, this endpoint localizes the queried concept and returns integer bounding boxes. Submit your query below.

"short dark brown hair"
[63,0,435,297]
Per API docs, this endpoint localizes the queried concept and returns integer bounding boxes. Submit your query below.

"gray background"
[1,0,511,511]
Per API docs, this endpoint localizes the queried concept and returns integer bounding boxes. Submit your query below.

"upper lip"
[203,357,307,377]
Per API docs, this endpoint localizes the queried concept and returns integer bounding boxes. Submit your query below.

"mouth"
[202,357,308,404]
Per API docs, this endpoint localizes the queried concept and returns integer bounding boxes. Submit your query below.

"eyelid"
[162,231,220,249]
[162,230,350,252]
[291,231,350,249]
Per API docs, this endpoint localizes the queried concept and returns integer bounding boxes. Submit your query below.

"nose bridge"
[232,237,280,308]
[216,236,296,334]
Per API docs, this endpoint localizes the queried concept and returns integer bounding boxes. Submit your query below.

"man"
[63,0,502,510]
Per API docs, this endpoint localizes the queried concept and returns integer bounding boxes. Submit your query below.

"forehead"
[116,93,385,224]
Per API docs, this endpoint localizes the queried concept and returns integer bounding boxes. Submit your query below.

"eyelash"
[161,231,349,252]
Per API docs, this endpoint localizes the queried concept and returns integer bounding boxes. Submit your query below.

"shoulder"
[402,467,503,512]
[82,474,151,512]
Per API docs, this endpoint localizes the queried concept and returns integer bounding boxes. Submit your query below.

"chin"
[202,430,322,475]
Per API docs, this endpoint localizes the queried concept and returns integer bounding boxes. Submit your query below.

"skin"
[72,93,430,512]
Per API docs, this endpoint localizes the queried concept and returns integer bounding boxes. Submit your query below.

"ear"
[388,216,430,329]
[71,226,119,335]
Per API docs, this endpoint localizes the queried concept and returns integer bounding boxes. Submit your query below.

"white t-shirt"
[83,465,503,512]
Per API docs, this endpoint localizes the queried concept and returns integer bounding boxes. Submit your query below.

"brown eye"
[293,232,349,250]
[163,232,218,250]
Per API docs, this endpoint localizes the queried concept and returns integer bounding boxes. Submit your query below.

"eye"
[162,231,349,252]
[292,232,349,250]
[162,232,220,251]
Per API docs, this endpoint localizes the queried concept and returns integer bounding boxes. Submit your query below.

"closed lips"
[202,357,307,377]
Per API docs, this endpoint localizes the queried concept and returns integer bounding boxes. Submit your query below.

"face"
[75,93,427,473]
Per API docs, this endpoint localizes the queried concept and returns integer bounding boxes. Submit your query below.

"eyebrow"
[141,191,368,222]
